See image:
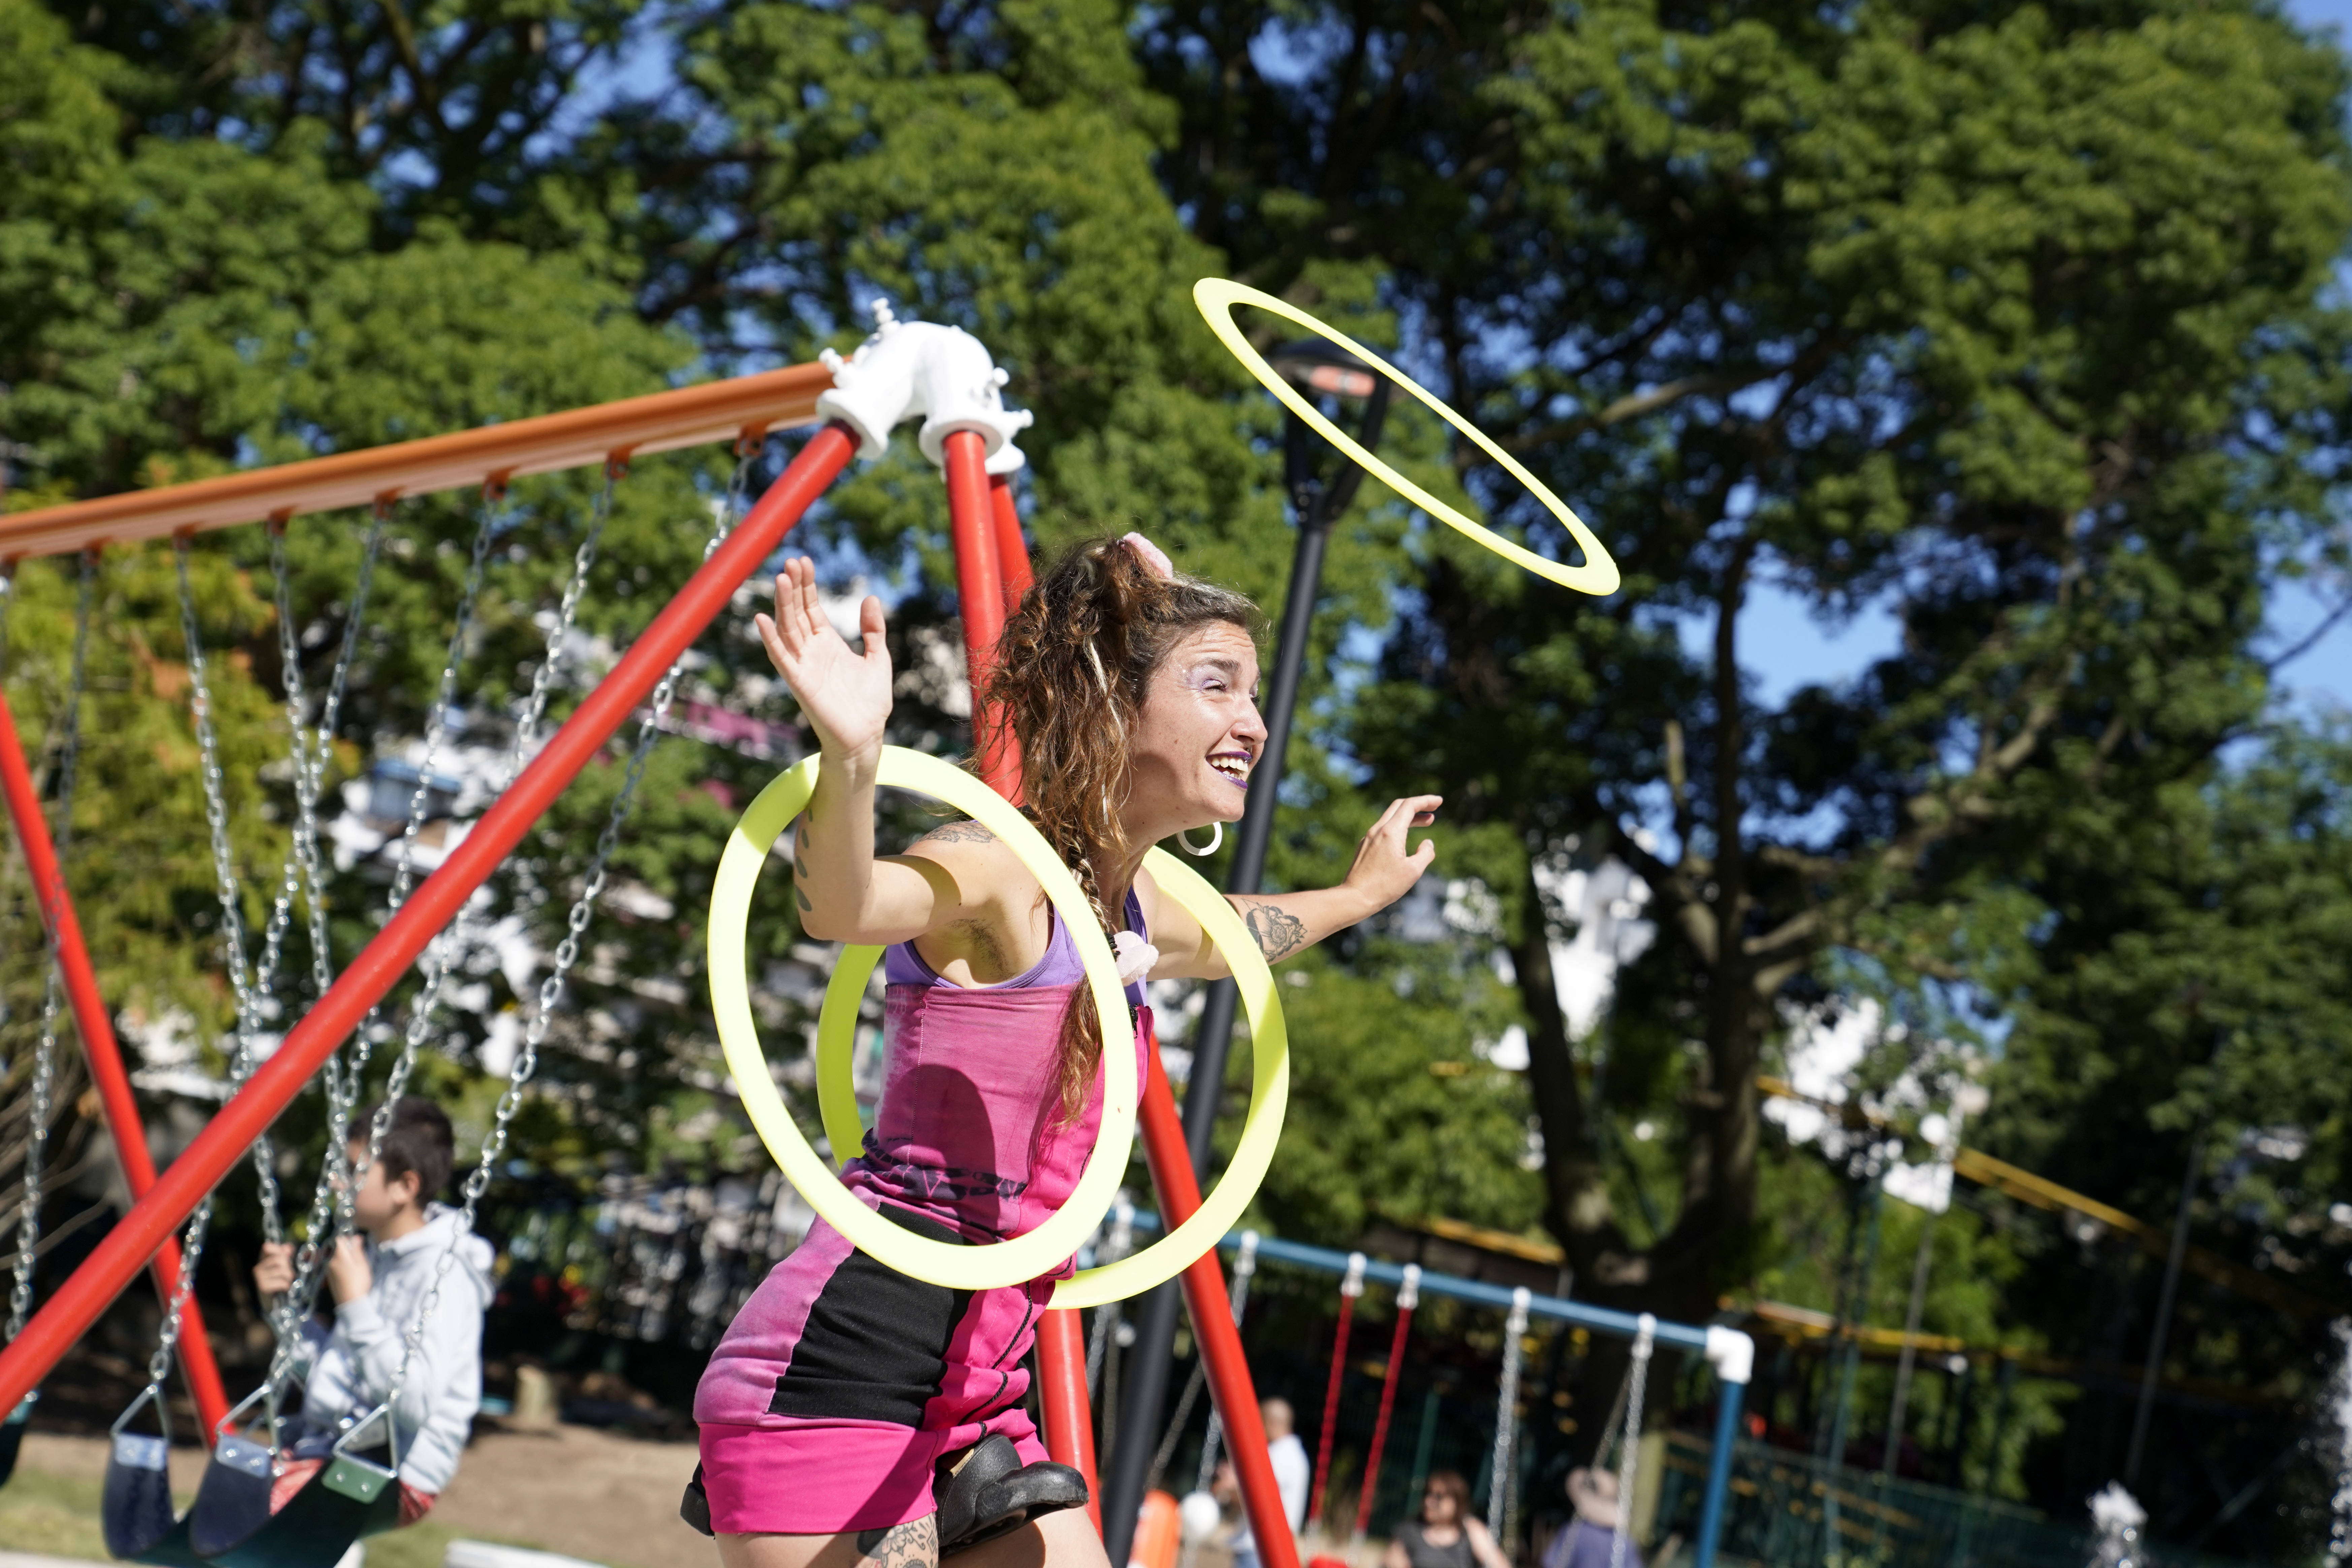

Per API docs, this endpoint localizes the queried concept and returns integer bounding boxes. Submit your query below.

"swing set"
[0,287,1743,1568]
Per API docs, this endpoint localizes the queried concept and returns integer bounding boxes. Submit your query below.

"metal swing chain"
[271,474,614,1411]
[352,468,619,1207]
[260,511,391,1388]
[377,455,747,1434]
[337,483,510,1229]
[7,552,96,1341]
[1490,1287,1532,1541]
[173,537,288,1246]
[1607,1317,1655,1568]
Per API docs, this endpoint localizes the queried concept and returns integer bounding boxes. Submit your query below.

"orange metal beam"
[0,364,834,559]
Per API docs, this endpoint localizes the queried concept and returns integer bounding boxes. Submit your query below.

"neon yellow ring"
[1193,278,1621,598]
[815,846,1289,1307]
[709,747,1137,1291]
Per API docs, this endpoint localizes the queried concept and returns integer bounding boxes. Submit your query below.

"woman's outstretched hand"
[755,558,891,761]
[1343,794,1442,912]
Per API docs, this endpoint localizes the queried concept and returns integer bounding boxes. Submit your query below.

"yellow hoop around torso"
[811,846,1289,1307]
[708,747,1137,1291]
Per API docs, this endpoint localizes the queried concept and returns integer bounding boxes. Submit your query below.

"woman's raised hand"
[755,558,892,761]
[1343,794,1443,912]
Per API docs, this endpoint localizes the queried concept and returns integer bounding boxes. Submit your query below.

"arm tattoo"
[915,819,995,846]
[1239,900,1309,961]
[855,1515,938,1568]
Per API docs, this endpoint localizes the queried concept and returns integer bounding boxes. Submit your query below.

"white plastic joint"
[1632,1311,1657,1362]
[1341,1251,1368,1298]
[1506,1286,1532,1335]
[815,300,1035,467]
[1234,1230,1260,1279]
[1397,1263,1421,1312]
[1704,1324,1756,1385]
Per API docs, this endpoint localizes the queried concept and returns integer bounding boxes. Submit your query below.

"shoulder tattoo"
[1239,900,1308,961]
[916,819,996,846]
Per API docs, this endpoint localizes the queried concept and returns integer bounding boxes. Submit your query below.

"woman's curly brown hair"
[976,537,1261,1120]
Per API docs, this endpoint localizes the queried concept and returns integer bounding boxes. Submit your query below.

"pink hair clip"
[1118,532,1174,581]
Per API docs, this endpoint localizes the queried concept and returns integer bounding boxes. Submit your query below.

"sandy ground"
[10,1423,711,1568]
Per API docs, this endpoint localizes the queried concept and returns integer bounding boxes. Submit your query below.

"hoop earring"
[1177,822,1222,858]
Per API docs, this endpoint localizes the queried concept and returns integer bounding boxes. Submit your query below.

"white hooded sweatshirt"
[291,1203,495,1495]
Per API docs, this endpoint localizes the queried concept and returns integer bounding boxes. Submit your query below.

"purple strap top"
[846,891,1149,1247]
[883,890,1147,1006]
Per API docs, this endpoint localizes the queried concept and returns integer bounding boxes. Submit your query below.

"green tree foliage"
[10,0,2352,1544]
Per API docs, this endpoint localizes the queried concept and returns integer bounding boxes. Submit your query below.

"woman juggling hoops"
[687,532,1438,1568]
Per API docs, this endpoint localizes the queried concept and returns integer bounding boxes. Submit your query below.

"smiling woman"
[685,534,1443,1568]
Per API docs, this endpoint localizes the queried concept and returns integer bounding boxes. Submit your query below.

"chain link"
[1490,1288,1531,1540]
[379,458,745,1422]
[259,510,391,1389]
[352,473,617,1200]
[173,537,285,1245]
[8,553,96,1341]
[1606,1318,1654,1568]
[146,1197,215,1391]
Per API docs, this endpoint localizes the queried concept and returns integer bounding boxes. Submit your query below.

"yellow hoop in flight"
[811,845,1290,1307]
[1193,277,1621,598]
[708,747,1136,1291]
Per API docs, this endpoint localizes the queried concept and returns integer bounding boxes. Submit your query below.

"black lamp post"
[1098,344,1390,1562]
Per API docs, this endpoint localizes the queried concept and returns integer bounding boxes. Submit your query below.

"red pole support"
[944,433,1018,799]
[1353,1270,1418,1541]
[987,475,1032,610]
[0,424,860,1415]
[1136,1024,1300,1568]
[1307,1252,1364,1531]
[1037,1307,1103,1531]
[0,684,231,1435]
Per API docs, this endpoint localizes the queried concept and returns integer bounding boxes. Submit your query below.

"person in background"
[252,1097,493,1528]
[1541,1469,1643,1568]
[1214,1398,1312,1568]
[1382,1472,1511,1568]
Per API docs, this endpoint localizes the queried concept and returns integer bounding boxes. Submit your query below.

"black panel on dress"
[769,1207,976,1427]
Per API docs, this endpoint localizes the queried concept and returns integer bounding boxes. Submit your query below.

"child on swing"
[253,1095,493,1527]
[689,535,1441,1568]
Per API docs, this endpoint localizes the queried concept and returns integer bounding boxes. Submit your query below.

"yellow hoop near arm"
[708,747,1137,1292]
[1192,277,1621,598]
[1045,847,1287,1308]
[810,845,1290,1306]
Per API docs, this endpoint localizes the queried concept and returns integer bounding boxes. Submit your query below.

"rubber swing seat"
[677,1435,1087,1557]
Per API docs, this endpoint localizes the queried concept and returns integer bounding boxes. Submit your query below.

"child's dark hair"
[977,536,1261,1120]
[355,1097,455,1201]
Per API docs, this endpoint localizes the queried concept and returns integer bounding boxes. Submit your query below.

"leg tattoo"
[854,1516,939,1568]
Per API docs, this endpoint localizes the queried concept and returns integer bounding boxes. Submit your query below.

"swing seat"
[102,1386,212,1568]
[192,1397,404,1568]
[0,1392,31,1489]
[192,1441,400,1568]
[933,1435,1089,1558]
[676,1435,1088,1556]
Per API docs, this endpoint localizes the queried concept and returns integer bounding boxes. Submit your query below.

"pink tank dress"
[692,895,1147,1534]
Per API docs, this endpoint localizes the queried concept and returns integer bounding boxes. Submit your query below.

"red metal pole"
[0,424,859,1415]
[0,686,231,1435]
[1037,1307,1103,1532]
[1353,1281,1417,1541]
[988,475,1032,610]
[944,433,1019,799]
[1136,1026,1299,1568]
[1307,1270,1358,1530]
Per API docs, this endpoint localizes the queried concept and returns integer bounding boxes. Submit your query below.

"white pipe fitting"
[815,300,1034,467]
[1704,1324,1756,1385]
[1341,1251,1368,1298]
[1397,1263,1421,1313]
